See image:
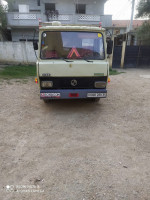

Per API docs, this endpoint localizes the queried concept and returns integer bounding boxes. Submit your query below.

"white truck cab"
[34,22,112,102]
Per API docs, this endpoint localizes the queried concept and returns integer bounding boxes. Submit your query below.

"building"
[0,21,2,41]
[112,20,145,34]
[109,20,145,46]
[6,0,112,42]
[0,21,6,41]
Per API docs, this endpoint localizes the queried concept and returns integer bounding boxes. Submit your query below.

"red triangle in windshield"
[67,48,81,59]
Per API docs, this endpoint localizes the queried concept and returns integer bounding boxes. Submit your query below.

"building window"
[20,39,26,41]
[19,5,29,13]
[37,0,40,6]
[45,3,55,11]
[76,4,86,14]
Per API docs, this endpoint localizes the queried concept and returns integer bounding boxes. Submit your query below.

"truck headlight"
[41,81,53,88]
[94,81,106,88]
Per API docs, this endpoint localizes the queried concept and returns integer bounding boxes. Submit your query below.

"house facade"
[109,20,145,46]
[6,0,112,41]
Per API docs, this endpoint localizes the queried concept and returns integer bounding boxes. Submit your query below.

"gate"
[124,45,150,68]
[124,46,139,68]
[137,46,150,67]
[112,46,122,68]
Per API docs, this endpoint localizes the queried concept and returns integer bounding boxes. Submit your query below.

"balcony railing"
[47,14,112,27]
[47,14,70,21]
[7,12,112,27]
[7,12,41,27]
[78,15,100,22]
[14,13,37,20]
[48,14,101,22]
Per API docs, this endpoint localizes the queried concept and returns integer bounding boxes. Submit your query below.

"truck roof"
[39,22,105,32]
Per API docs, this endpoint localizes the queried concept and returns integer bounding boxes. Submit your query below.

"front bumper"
[40,89,107,99]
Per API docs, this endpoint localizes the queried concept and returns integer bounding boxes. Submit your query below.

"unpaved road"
[0,69,150,200]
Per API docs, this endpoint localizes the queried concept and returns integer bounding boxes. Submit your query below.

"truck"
[33,21,112,102]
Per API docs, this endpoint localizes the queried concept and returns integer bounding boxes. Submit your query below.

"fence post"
[121,41,126,68]
[136,45,141,68]
[109,35,115,69]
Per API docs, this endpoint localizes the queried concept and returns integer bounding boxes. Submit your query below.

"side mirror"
[107,40,113,55]
[33,41,38,50]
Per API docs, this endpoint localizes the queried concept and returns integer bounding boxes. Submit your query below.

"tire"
[90,98,100,102]
[43,99,50,103]
[94,98,100,102]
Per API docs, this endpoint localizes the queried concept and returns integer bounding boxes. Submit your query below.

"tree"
[136,0,150,44]
[136,0,150,18]
[6,0,13,12]
[136,21,150,44]
[0,1,7,29]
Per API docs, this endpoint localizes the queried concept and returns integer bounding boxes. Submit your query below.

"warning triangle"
[67,48,81,59]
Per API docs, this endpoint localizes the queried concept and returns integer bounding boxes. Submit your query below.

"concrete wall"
[41,0,105,15]
[0,42,37,64]
[11,29,39,42]
[10,0,105,15]
[11,0,41,11]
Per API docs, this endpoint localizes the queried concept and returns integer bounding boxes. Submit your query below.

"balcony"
[7,12,41,27]
[7,12,112,28]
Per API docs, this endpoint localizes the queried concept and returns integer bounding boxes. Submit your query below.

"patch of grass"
[109,68,124,75]
[0,65,36,79]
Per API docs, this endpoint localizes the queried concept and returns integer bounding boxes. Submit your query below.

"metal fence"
[113,39,150,68]
[124,45,150,68]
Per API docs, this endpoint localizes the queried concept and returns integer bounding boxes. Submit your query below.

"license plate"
[41,93,61,98]
[87,93,106,98]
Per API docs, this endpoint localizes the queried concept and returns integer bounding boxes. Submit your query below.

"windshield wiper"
[44,57,58,59]
[83,58,93,62]
[61,58,93,62]
[62,58,74,62]
[42,57,74,62]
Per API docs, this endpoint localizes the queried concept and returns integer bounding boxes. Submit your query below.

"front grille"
[40,77,107,89]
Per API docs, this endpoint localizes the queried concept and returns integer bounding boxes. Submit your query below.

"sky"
[104,0,139,20]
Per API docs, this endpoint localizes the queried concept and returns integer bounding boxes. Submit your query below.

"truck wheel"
[43,99,50,103]
[91,98,100,102]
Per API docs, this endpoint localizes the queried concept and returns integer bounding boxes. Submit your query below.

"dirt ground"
[0,68,150,200]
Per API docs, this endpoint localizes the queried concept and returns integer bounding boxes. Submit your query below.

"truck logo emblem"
[42,73,51,77]
[71,79,77,86]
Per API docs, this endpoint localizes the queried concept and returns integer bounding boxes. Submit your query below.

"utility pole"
[129,0,136,31]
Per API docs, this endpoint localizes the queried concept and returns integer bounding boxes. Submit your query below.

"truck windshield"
[41,31,105,60]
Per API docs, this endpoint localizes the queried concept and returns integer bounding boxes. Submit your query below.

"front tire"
[94,98,100,102]
[90,98,100,102]
[43,99,50,103]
